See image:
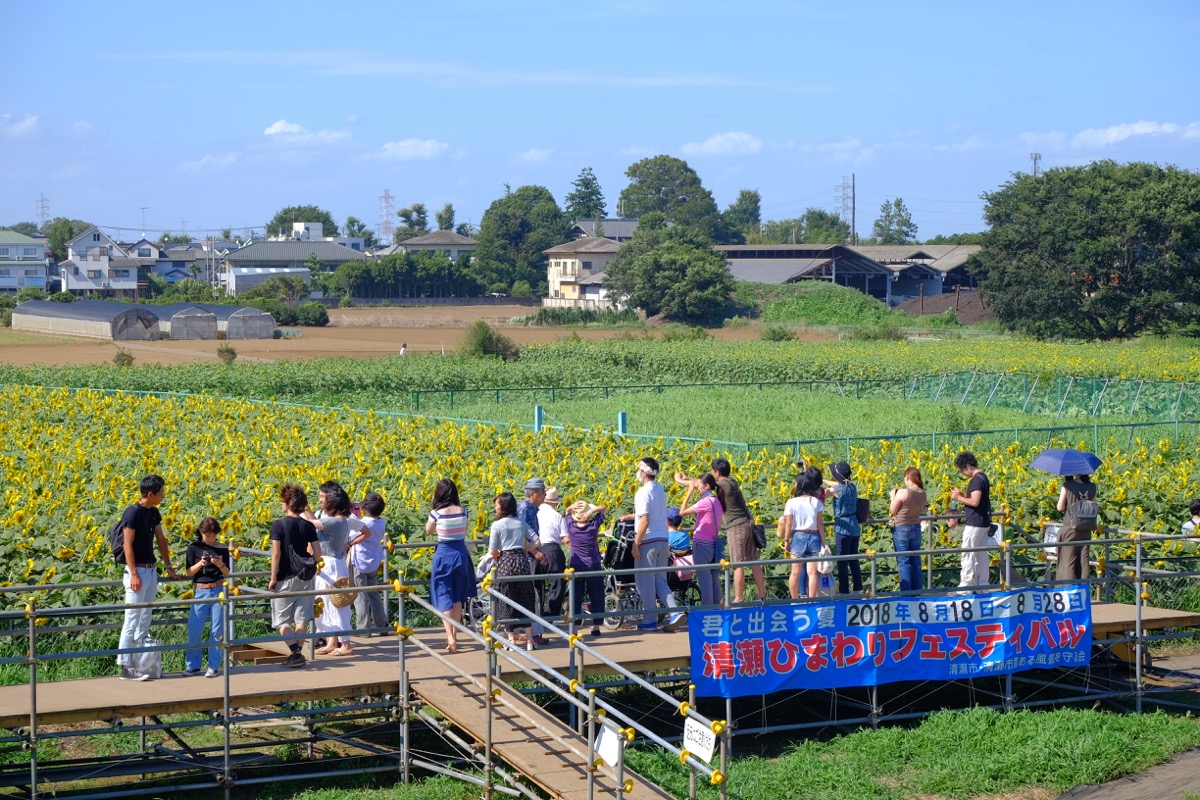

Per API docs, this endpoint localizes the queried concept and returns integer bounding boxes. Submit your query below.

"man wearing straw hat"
[530,487,569,645]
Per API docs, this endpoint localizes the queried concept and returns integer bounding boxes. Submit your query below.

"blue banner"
[689,586,1091,698]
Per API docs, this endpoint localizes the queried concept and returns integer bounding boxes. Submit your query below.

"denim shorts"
[790,531,822,559]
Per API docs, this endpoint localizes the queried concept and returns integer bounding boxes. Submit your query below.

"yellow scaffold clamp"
[677,701,690,717]
[394,625,414,639]
[678,749,692,765]
[563,567,575,578]
[621,727,635,742]
[622,779,634,794]
[569,678,582,694]
[392,580,415,594]
[568,633,582,648]
[230,546,241,560]
[710,769,725,785]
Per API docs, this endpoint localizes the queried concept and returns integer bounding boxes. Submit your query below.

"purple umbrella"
[1030,448,1103,476]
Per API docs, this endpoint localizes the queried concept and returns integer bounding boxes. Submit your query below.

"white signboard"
[595,724,621,767]
[683,718,716,764]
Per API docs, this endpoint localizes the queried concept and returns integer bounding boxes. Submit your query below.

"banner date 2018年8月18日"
[688,586,1091,698]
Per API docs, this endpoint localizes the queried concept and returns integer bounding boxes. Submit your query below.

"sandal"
[334,646,354,656]
[314,645,337,656]
[443,642,458,655]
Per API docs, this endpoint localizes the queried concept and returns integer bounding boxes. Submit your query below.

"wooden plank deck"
[1090,602,1200,636]
[0,627,687,800]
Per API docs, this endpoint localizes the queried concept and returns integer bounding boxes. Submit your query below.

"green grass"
[626,707,1200,799]
[396,384,1155,443]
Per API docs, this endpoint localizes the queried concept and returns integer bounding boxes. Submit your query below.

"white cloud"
[179,152,240,173]
[680,131,763,157]
[0,113,38,136]
[263,119,350,144]
[1072,120,1184,148]
[378,138,450,160]
[514,147,552,163]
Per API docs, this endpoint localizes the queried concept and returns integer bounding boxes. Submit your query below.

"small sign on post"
[683,718,716,764]
[595,724,622,767]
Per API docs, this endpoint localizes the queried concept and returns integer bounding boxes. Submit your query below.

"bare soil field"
[0,304,791,367]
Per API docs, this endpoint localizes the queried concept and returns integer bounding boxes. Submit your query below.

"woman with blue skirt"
[426,478,477,654]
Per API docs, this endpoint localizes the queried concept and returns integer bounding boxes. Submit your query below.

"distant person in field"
[348,492,389,635]
[270,483,321,669]
[888,467,928,593]
[116,474,180,681]
[950,451,992,588]
[399,342,407,356]
[183,517,229,678]
[1055,473,1098,582]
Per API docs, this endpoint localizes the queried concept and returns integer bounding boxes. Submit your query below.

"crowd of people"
[113,448,1150,679]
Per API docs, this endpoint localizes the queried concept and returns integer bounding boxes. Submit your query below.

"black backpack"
[110,510,131,564]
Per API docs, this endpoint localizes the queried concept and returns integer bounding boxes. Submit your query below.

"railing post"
[484,641,497,799]
[617,412,627,436]
[398,589,411,784]
[222,589,233,800]
[1134,535,1144,714]
[534,405,543,433]
[27,597,39,800]
[688,684,698,800]
[587,689,597,800]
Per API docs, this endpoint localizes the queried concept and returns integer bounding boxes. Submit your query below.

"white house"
[60,227,141,297]
[543,237,622,309]
[0,230,50,293]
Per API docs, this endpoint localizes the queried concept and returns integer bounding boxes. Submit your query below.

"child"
[349,492,389,634]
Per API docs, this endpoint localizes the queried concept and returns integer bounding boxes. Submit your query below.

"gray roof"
[371,244,406,257]
[544,237,623,255]
[12,299,154,323]
[224,241,367,262]
[848,244,981,273]
[577,272,608,286]
[717,244,893,276]
[398,230,478,246]
[571,218,640,240]
[153,303,217,319]
[725,259,832,283]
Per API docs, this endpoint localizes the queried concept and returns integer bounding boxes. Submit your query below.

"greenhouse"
[193,304,276,339]
[11,300,160,341]
[154,304,218,340]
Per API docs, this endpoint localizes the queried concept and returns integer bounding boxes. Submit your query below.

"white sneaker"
[205,668,220,678]
[662,612,687,632]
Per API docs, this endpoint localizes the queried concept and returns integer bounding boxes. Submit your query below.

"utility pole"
[851,174,857,245]
[36,193,49,228]
[140,207,148,239]
[1030,153,1042,177]
[378,188,395,244]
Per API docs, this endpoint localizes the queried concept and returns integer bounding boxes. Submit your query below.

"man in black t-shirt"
[117,474,180,681]
[270,484,322,668]
[950,452,992,588]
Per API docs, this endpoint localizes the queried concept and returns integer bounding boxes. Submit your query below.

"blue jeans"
[186,586,225,670]
[692,539,721,607]
[790,532,822,597]
[836,534,863,594]
[892,524,923,593]
[634,540,678,625]
[118,566,157,668]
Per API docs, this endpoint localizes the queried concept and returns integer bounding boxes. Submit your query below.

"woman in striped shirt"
[426,478,478,654]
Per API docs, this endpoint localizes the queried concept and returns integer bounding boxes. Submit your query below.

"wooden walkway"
[0,627,687,800]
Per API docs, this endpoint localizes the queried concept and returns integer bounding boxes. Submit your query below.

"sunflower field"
[2,384,1198,609]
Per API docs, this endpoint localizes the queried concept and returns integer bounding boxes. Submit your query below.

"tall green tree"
[343,216,378,248]
[565,167,607,220]
[394,203,430,242]
[264,205,339,239]
[603,219,733,325]
[474,185,569,294]
[870,198,918,245]
[617,155,722,238]
[158,232,191,246]
[973,160,1200,340]
[436,203,455,231]
[2,221,40,237]
[42,217,92,263]
[723,189,761,237]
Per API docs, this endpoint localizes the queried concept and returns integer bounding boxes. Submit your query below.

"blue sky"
[2,1,1197,243]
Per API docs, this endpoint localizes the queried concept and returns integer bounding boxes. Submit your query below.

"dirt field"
[0,305,784,367]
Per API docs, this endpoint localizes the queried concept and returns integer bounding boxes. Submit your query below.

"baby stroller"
[465,551,494,633]
[601,519,643,630]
